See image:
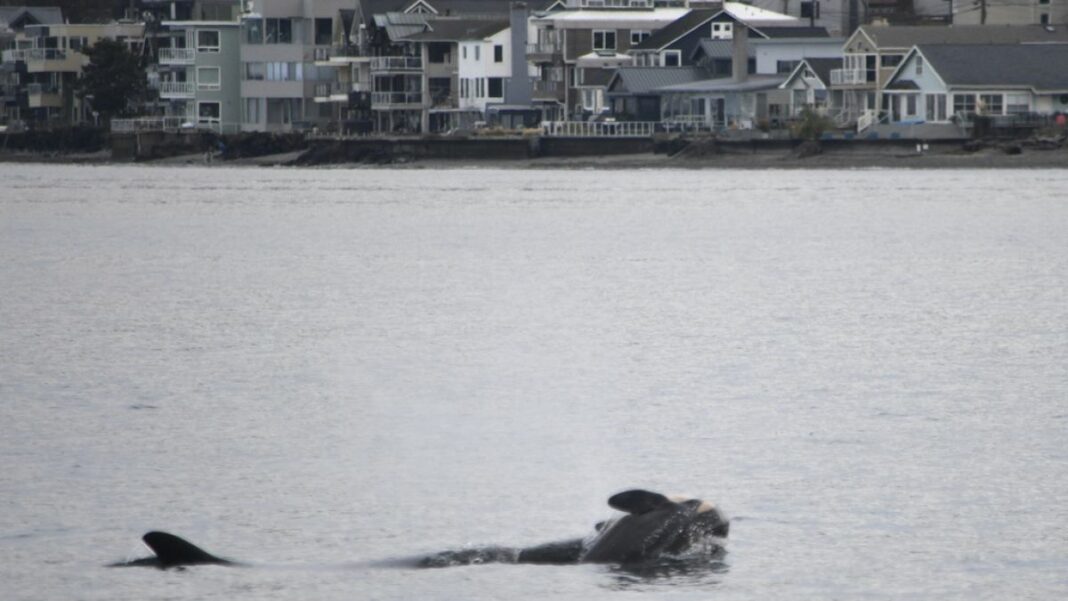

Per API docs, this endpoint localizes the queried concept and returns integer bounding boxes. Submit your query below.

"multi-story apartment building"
[239,0,351,132]
[1,19,145,126]
[950,0,1067,25]
[155,18,242,132]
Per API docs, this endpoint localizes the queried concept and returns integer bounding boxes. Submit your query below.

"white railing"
[159,47,196,64]
[110,116,185,133]
[159,81,195,98]
[370,56,422,71]
[856,109,877,132]
[371,91,423,106]
[2,48,69,63]
[352,81,369,93]
[572,0,652,7]
[541,120,657,137]
[830,68,867,86]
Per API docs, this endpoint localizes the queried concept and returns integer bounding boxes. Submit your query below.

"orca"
[421,489,729,567]
[110,531,236,569]
[111,490,728,570]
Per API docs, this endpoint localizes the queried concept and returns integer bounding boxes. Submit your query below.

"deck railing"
[541,120,658,137]
[830,68,867,86]
[158,48,196,65]
[369,56,422,72]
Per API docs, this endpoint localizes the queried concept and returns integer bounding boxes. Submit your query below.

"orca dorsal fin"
[142,531,229,567]
[607,489,673,515]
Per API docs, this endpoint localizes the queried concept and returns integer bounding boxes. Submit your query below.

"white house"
[457,23,514,115]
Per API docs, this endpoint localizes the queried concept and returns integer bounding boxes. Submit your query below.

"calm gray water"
[2,164,1067,600]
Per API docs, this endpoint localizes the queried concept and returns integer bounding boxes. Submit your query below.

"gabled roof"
[908,43,1068,91]
[0,7,63,31]
[399,18,508,41]
[632,3,803,52]
[631,9,720,51]
[855,24,1068,50]
[607,66,706,95]
[403,0,517,16]
[780,57,839,88]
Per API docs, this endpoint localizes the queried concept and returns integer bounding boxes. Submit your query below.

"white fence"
[541,121,659,138]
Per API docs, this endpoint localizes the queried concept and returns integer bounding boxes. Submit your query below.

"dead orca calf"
[420,489,729,567]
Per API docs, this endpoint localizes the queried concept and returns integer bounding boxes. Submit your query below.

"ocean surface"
[1,164,1066,601]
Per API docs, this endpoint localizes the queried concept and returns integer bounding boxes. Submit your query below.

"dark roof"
[607,66,706,95]
[579,67,616,87]
[758,26,829,38]
[655,74,786,93]
[692,38,752,60]
[0,6,63,30]
[800,57,839,84]
[859,24,1068,49]
[400,17,508,41]
[408,0,517,16]
[916,43,1068,90]
[632,9,720,51]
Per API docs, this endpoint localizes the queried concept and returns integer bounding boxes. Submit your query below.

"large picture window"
[266,18,293,44]
[197,66,220,90]
[979,94,1003,115]
[953,93,976,116]
[925,93,946,121]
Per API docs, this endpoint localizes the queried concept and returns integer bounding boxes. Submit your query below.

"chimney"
[506,2,532,105]
[731,23,748,83]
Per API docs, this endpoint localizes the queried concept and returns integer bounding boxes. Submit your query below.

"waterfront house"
[778,57,838,119]
[829,24,1068,130]
[1,19,145,127]
[529,2,689,120]
[605,66,705,120]
[1,6,64,126]
[880,43,1068,136]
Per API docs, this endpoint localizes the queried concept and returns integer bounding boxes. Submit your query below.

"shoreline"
[3,144,1067,170]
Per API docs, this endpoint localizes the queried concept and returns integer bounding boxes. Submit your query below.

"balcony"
[159,81,195,99]
[532,80,564,101]
[371,91,423,109]
[159,48,196,65]
[830,68,870,86]
[526,42,562,63]
[369,56,422,72]
[2,48,81,72]
[314,81,350,102]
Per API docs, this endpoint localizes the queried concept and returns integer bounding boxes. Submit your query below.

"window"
[881,54,902,68]
[801,1,820,19]
[710,22,732,40]
[196,30,220,52]
[244,18,263,44]
[198,101,220,121]
[979,93,1003,115]
[494,44,503,63]
[630,30,650,45]
[475,45,480,61]
[315,18,332,45]
[266,18,292,44]
[265,62,302,81]
[478,78,484,97]
[488,77,503,97]
[197,66,220,90]
[1005,93,1029,115]
[661,50,681,67]
[915,56,923,75]
[905,94,917,116]
[462,45,467,60]
[593,30,616,51]
[1039,13,1050,24]
[244,98,261,123]
[953,93,976,115]
[925,93,946,121]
